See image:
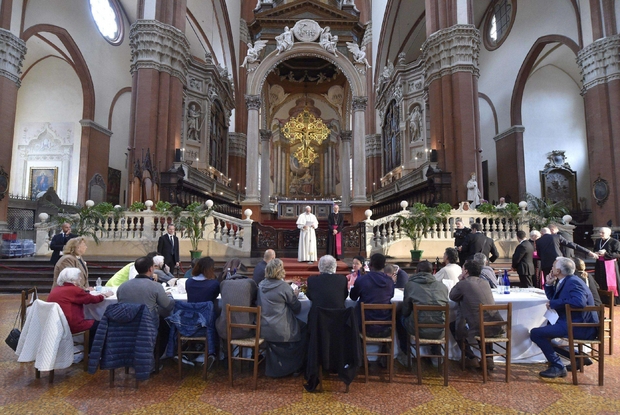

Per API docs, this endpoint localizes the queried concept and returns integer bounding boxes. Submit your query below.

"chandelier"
[281,108,330,167]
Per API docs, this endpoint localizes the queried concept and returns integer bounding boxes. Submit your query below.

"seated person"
[253,249,276,285]
[434,247,462,287]
[530,257,598,378]
[574,258,602,306]
[216,268,258,341]
[384,264,409,289]
[47,267,112,349]
[186,257,220,304]
[258,258,305,377]
[306,255,348,311]
[153,255,174,283]
[346,255,366,291]
[399,261,449,357]
[105,251,158,287]
[183,258,199,279]
[350,253,395,337]
[449,260,503,370]
[473,253,499,288]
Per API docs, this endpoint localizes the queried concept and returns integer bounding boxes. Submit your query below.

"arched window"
[89,0,123,45]
[382,100,401,174]
[484,0,515,50]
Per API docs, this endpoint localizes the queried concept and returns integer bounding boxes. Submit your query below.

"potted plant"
[399,202,452,262]
[525,193,569,230]
[178,201,214,259]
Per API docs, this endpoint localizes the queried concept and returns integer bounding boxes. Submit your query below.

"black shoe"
[539,366,567,378]
[485,357,495,371]
[566,358,593,372]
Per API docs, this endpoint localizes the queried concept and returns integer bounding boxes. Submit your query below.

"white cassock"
[297,212,319,262]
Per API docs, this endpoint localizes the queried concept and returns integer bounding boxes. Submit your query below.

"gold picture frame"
[30,167,58,198]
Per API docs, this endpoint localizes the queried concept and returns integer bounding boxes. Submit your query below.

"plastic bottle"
[503,269,510,294]
[226,267,232,280]
[364,261,370,272]
[96,277,102,292]
[232,267,237,276]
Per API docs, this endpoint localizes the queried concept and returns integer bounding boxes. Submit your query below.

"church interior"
[1,0,620,413]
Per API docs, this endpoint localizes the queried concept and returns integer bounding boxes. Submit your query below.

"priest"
[326,204,344,260]
[297,206,319,264]
[593,227,620,305]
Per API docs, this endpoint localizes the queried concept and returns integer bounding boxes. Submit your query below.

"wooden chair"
[226,305,264,390]
[565,304,605,386]
[598,289,614,355]
[475,303,512,383]
[20,288,38,329]
[408,304,450,386]
[360,302,396,383]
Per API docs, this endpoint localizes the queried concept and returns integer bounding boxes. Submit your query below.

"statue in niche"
[467,172,481,207]
[275,26,294,55]
[319,27,338,57]
[186,103,202,142]
[408,106,422,142]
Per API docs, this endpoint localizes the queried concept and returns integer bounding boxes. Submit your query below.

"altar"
[277,200,333,220]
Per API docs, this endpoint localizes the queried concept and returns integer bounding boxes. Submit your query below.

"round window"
[89,0,123,45]
[483,0,515,50]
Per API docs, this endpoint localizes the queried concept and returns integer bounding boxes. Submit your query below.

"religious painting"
[29,167,57,198]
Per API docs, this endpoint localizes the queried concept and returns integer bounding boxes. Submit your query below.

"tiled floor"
[1,294,619,415]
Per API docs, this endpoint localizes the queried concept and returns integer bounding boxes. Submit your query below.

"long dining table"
[84,285,550,364]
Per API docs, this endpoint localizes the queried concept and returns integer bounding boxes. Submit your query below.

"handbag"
[4,303,21,351]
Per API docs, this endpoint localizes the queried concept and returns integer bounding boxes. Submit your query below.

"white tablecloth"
[83,286,548,363]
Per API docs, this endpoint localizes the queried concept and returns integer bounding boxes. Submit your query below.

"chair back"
[564,304,605,342]
[360,302,396,338]
[477,303,511,343]
[226,305,261,344]
[20,287,38,329]
[412,303,450,341]
[598,289,614,321]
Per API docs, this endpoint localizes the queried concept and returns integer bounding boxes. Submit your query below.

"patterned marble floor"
[1,294,619,415]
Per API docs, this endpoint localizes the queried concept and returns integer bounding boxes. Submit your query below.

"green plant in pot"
[399,202,452,262]
[179,200,214,259]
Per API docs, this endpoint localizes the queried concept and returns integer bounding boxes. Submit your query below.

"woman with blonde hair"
[53,236,89,289]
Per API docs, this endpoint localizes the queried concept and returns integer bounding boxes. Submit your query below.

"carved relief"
[0,28,27,87]
[577,34,620,93]
[245,94,262,110]
[292,19,322,42]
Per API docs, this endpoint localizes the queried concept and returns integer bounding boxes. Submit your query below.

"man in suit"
[252,249,276,285]
[529,257,598,378]
[453,220,471,265]
[157,223,180,272]
[49,222,77,265]
[460,223,499,263]
[512,230,535,288]
[535,224,594,276]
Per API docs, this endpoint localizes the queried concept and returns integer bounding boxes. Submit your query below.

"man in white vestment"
[297,206,319,264]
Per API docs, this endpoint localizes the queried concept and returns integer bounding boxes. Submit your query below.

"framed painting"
[30,167,57,198]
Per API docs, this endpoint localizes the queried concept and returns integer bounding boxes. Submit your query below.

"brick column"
[128,19,190,203]
[494,125,526,202]
[422,24,481,205]
[0,28,26,231]
[577,34,620,225]
[78,120,113,203]
[365,133,381,197]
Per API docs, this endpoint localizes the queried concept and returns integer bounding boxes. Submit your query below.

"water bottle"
[364,261,370,272]
[232,267,237,276]
[96,277,102,292]
[503,269,510,294]
[226,267,232,280]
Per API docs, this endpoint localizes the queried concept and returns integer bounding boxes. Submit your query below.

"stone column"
[128,19,190,203]
[260,129,271,210]
[244,95,261,204]
[351,97,367,204]
[577,34,620,225]
[340,131,352,210]
[422,24,481,204]
[0,28,26,232]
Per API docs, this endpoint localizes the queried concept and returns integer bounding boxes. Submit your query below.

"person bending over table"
[47,267,112,350]
[350,253,395,338]
[258,258,306,377]
[529,257,598,378]
[186,256,220,304]
[449,260,504,371]
[106,251,158,287]
[117,256,175,356]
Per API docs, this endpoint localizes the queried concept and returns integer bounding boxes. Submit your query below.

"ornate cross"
[282,108,330,167]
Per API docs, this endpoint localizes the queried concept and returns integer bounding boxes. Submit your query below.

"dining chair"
[20,287,38,329]
[226,305,264,390]
[409,303,450,386]
[360,302,396,383]
[598,289,614,355]
[564,304,605,386]
[475,303,512,383]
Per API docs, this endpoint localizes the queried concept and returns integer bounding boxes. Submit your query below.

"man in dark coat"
[535,224,594,276]
[461,223,499,263]
[453,220,471,265]
[592,226,620,304]
[49,222,77,265]
[512,230,535,288]
[306,255,348,310]
[157,223,180,272]
[252,249,276,285]
[326,204,344,260]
